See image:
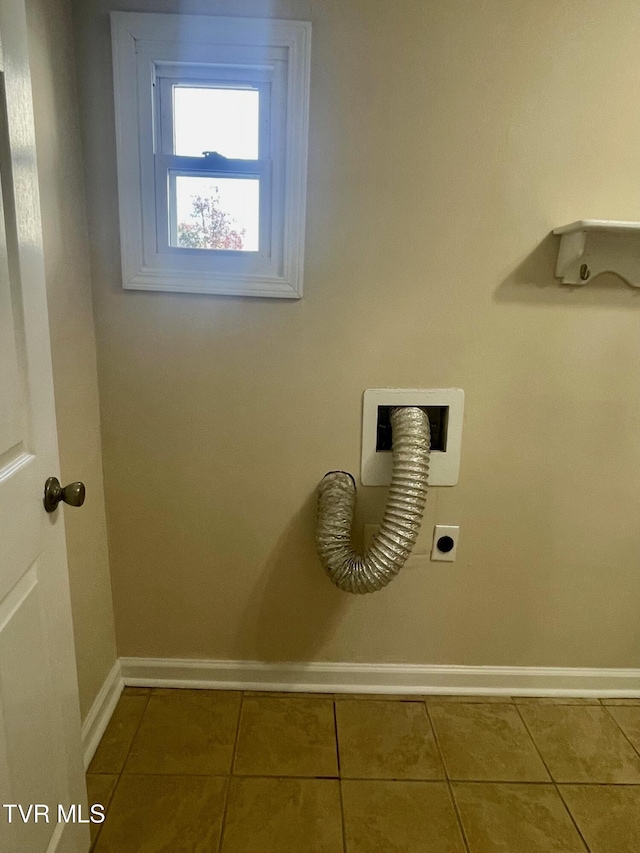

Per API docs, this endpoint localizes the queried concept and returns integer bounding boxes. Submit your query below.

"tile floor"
[86,689,640,852]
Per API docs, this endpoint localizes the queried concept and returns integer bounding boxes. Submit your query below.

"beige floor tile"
[601,698,640,705]
[125,689,241,775]
[233,696,338,777]
[121,686,151,696]
[519,704,640,783]
[93,774,226,852]
[341,780,466,853]
[336,699,443,780]
[221,776,343,853]
[514,697,600,705]
[604,705,640,753]
[560,784,640,853]
[429,703,549,782]
[89,695,148,774]
[453,783,587,853]
[426,695,510,704]
[86,774,118,846]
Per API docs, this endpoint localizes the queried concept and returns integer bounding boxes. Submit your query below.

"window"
[111,13,312,297]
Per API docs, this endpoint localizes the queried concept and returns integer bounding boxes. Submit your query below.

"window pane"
[173,87,259,159]
[174,175,259,251]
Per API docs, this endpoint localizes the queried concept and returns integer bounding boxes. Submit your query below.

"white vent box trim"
[361,388,464,487]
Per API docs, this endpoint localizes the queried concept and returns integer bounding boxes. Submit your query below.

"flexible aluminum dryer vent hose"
[316,407,431,594]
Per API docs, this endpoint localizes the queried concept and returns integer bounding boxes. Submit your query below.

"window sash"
[154,154,272,256]
[155,69,273,161]
[154,64,277,260]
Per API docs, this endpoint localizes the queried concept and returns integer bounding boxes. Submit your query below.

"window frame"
[111,13,312,298]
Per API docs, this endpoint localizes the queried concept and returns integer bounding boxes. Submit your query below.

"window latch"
[202,150,228,165]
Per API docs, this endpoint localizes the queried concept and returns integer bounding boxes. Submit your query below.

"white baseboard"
[81,659,124,770]
[119,657,640,698]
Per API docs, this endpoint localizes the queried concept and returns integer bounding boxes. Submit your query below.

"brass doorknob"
[43,477,86,513]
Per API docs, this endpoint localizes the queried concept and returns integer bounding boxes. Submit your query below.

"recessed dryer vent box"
[361,389,464,486]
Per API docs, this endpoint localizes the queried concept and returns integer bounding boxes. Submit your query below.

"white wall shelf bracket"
[553,220,640,287]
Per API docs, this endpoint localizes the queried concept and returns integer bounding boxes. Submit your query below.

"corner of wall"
[25,0,118,722]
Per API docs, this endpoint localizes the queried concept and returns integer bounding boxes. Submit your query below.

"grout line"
[215,776,232,853]
[427,698,515,704]
[333,699,342,780]
[87,774,120,853]
[87,770,123,776]
[89,769,640,785]
[89,774,121,853]
[89,690,152,851]
[600,703,640,763]
[105,771,236,778]
[424,700,471,853]
[216,691,244,853]
[423,700,452,782]
[229,692,245,777]
[118,689,152,774]
[555,785,592,853]
[511,703,553,783]
[514,703,591,853]
[333,699,348,853]
[439,779,640,787]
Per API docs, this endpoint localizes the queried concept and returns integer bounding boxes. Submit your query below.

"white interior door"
[0,2,89,851]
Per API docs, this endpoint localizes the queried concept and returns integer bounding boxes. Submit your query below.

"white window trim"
[110,12,311,298]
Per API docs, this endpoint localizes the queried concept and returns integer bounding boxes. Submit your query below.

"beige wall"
[73,0,640,668]
[26,0,118,720]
